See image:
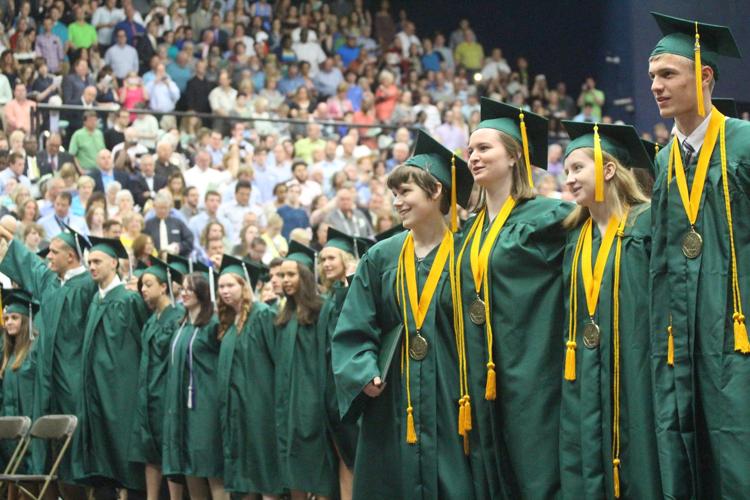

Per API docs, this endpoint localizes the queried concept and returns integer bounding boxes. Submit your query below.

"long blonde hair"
[563,149,650,229]
[473,129,535,212]
[0,315,33,376]
[318,247,355,293]
[217,274,254,340]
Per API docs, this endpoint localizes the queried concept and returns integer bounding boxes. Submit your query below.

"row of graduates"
[328,10,750,500]
[0,10,748,500]
[0,217,377,500]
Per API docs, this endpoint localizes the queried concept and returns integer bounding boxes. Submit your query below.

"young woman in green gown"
[216,255,280,500]
[0,288,37,474]
[274,241,336,500]
[130,258,185,500]
[162,272,228,500]
[558,121,661,499]
[331,130,476,499]
[456,98,571,499]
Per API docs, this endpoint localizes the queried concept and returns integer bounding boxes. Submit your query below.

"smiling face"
[3,312,23,336]
[319,246,346,282]
[648,53,702,120]
[467,128,517,189]
[563,148,615,207]
[391,180,441,229]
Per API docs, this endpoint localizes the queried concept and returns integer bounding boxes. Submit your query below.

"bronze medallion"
[681,228,703,259]
[469,297,486,325]
[582,322,601,349]
[409,333,429,361]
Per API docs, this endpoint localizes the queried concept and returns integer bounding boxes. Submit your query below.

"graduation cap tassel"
[593,124,605,202]
[667,323,674,366]
[0,293,4,327]
[450,155,457,233]
[28,303,33,340]
[167,268,174,305]
[694,22,705,118]
[518,110,534,188]
[208,266,216,308]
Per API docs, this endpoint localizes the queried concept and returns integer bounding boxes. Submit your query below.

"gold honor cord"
[694,21,705,118]
[395,229,454,444]
[564,214,622,381]
[611,211,627,498]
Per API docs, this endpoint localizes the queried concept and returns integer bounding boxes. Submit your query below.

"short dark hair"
[83,110,98,120]
[269,257,284,269]
[56,191,72,204]
[235,180,252,192]
[8,152,23,164]
[205,190,221,201]
[103,219,121,231]
[292,160,307,170]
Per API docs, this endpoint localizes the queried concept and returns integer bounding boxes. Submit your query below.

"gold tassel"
[457,397,466,435]
[518,110,534,187]
[667,325,674,366]
[613,458,621,498]
[694,22,705,118]
[485,362,496,400]
[462,433,469,456]
[733,313,750,354]
[593,123,604,202]
[406,406,417,444]
[450,155,457,232]
[463,396,472,431]
[564,340,577,381]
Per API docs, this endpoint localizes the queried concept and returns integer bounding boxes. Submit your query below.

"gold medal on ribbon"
[469,296,486,325]
[681,226,703,259]
[409,332,429,361]
[582,321,601,349]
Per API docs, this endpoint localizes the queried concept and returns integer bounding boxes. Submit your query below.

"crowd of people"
[0,1,747,500]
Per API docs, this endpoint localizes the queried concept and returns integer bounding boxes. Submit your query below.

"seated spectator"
[86,205,107,238]
[130,154,167,209]
[0,152,31,193]
[325,186,374,238]
[261,213,288,264]
[143,192,194,258]
[38,191,88,238]
[71,175,96,217]
[90,149,130,193]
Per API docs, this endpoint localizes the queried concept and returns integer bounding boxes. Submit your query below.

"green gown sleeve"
[0,240,58,298]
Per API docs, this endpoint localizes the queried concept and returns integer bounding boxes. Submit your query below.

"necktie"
[159,219,169,251]
[683,140,695,166]
[28,157,39,180]
[50,156,57,172]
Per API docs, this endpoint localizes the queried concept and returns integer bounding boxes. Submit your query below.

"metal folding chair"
[0,415,77,500]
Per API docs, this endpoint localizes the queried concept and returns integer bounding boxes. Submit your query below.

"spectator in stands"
[90,149,130,194]
[62,58,94,105]
[68,5,98,53]
[68,110,106,170]
[277,183,309,239]
[145,63,180,113]
[0,152,31,192]
[454,29,483,72]
[114,4,145,46]
[293,123,325,164]
[325,186,373,238]
[287,160,322,208]
[35,16,65,74]
[183,59,213,115]
[4,82,35,134]
[38,191,88,238]
[37,132,71,177]
[576,76,605,121]
[92,0,124,49]
[143,192,193,258]
[217,180,263,238]
[374,69,398,122]
[130,154,166,209]
[104,28,139,80]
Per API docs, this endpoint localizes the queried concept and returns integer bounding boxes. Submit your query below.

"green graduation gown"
[650,117,750,499]
[456,196,571,500]
[2,346,37,472]
[218,302,281,495]
[274,309,337,497]
[130,303,184,465]
[560,204,662,499]
[332,231,473,500]
[319,283,359,468]
[0,240,97,479]
[162,315,223,478]
[74,283,148,490]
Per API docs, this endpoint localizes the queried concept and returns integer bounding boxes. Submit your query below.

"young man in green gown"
[648,13,750,499]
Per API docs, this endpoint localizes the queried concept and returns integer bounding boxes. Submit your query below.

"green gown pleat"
[218,302,281,495]
[456,196,571,500]
[0,240,97,479]
[2,345,37,472]
[73,284,148,490]
[130,303,184,465]
[650,117,750,499]
[332,231,474,500]
[162,315,223,478]
[319,283,359,469]
[274,311,337,496]
[559,204,662,499]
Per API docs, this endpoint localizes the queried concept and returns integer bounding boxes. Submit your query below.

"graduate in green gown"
[274,241,336,499]
[0,225,97,487]
[558,122,661,499]
[456,98,571,499]
[130,258,185,500]
[317,228,371,500]
[0,288,38,473]
[332,130,476,500]
[216,255,280,499]
[74,237,148,493]
[162,271,228,500]
[647,13,750,499]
